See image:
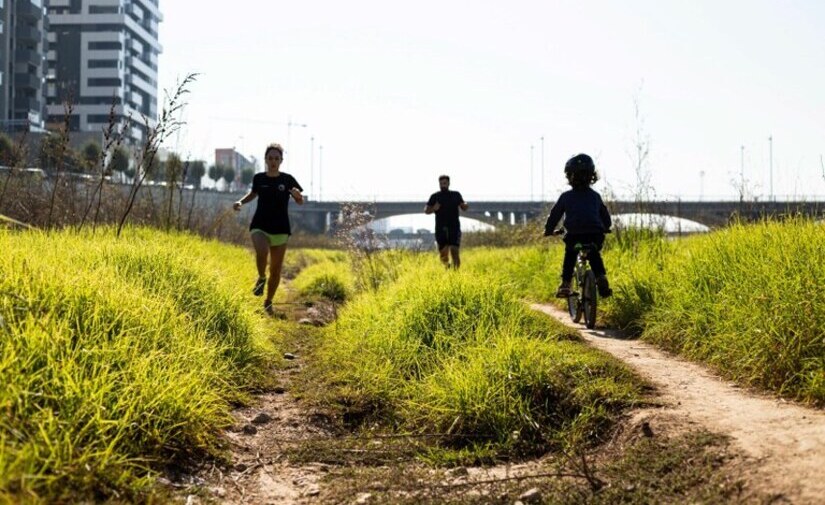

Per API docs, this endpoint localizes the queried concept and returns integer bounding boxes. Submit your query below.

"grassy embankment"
[295,249,750,503]
[306,252,646,462]
[465,220,825,406]
[609,220,825,405]
[0,227,282,502]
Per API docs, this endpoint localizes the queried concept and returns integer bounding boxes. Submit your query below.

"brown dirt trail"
[533,303,825,504]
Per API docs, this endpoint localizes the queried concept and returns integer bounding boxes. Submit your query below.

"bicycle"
[552,229,607,329]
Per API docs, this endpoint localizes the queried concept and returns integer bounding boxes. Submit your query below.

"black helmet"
[564,154,595,176]
[564,153,598,188]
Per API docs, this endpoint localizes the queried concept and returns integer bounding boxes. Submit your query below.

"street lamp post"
[319,145,324,202]
[530,144,534,201]
[768,135,773,201]
[286,117,308,171]
[310,136,315,201]
[540,136,545,202]
[740,145,745,203]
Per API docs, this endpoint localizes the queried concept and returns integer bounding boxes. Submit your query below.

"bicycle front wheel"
[583,270,598,329]
[567,290,582,323]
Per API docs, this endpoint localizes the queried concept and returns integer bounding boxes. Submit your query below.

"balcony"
[14,72,42,90]
[15,25,42,42]
[14,48,42,67]
[13,96,42,113]
[17,1,44,21]
[127,2,144,21]
[124,90,143,109]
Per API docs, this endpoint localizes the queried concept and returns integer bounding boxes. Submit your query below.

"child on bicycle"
[543,153,613,298]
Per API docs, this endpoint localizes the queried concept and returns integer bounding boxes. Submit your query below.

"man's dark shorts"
[436,226,461,249]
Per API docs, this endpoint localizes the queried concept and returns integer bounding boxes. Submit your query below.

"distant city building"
[45,0,162,144]
[215,148,254,172]
[0,0,48,133]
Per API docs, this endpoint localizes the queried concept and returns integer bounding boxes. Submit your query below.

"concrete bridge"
[194,190,825,234]
[288,199,825,234]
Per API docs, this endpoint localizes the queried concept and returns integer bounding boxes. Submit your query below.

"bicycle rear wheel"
[583,270,598,329]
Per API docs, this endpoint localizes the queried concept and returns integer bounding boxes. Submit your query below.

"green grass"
[463,244,564,302]
[292,260,355,302]
[630,220,825,405]
[313,259,644,459]
[467,219,825,406]
[0,227,275,502]
[281,248,348,279]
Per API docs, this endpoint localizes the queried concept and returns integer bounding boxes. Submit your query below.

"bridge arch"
[612,213,710,233]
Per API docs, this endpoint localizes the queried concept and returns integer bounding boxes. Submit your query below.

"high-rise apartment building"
[0,0,48,133]
[45,0,162,143]
[215,148,255,173]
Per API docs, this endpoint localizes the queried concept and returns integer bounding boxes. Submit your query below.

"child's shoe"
[556,281,572,298]
[596,276,613,298]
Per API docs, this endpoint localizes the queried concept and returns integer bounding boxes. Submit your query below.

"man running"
[425,175,468,269]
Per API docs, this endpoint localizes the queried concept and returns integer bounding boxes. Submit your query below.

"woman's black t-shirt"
[249,172,303,235]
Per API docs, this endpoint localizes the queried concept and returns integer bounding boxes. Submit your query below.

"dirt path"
[180,299,340,505]
[533,303,825,504]
[189,357,331,505]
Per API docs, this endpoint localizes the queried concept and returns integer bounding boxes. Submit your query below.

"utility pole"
[540,136,545,201]
[319,145,324,202]
[286,117,308,171]
[740,145,745,203]
[768,135,773,201]
[310,136,315,201]
[530,144,534,201]
[699,170,705,201]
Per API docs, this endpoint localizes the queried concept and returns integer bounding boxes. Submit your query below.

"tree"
[39,134,65,172]
[108,146,130,176]
[222,167,236,190]
[81,141,102,172]
[240,167,255,187]
[208,164,224,188]
[165,153,184,186]
[164,153,184,228]
[186,160,206,188]
[0,133,16,166]
[144,154,161,181]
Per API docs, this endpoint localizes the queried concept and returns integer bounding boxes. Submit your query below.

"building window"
[89,41,122,50]
[80,96,122,105]
[88,59,119,68]
[87,114,118,124]
[89,6,120,14]
[88,78,122,87]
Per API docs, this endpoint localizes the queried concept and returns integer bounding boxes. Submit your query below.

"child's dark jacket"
[544,188,612,235]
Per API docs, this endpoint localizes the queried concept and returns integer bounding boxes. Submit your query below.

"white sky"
[157,0,825,202]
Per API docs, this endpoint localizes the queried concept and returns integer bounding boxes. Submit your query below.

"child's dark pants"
[562,233,606,282]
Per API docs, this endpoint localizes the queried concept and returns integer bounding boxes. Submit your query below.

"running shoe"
[253,277,266,296]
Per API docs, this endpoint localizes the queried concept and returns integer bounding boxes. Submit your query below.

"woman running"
[233,143,304,314]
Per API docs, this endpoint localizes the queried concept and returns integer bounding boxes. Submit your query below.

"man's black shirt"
[249,172,303,235]
[427,190,464,231]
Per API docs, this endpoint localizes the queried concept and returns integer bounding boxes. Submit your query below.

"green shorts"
[251,229,289,247]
